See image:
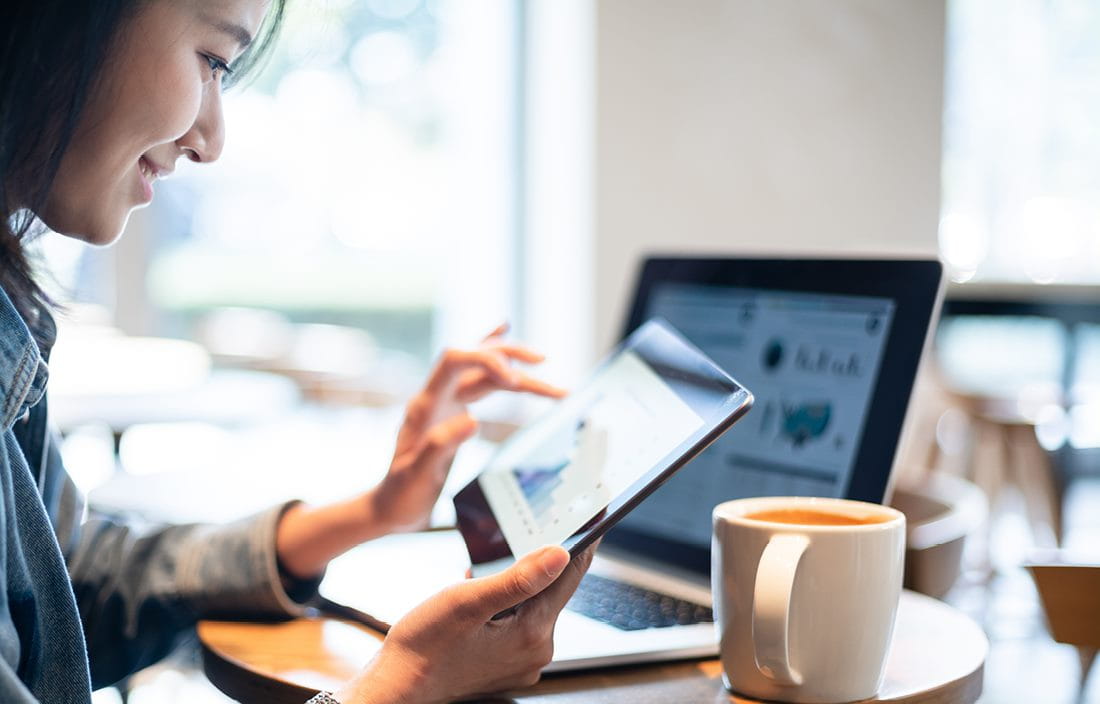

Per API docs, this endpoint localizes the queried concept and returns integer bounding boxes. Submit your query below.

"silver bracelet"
[305,692,341,704]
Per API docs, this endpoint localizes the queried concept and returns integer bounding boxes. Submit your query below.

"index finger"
[426,348,520,396]
[456,370,568,402]
[512,372,568,399]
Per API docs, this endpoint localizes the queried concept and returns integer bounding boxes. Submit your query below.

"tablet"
[453,318,754,577]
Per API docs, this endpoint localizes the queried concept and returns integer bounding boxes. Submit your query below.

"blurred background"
[31,1,1100,702]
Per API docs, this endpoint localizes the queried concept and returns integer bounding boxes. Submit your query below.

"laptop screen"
[603,257,943,575]
[614,284,896,550]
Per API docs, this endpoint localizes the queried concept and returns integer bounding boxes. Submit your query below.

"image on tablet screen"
[478,349,704,558]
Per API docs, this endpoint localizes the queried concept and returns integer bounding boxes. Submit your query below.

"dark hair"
[0,0,286,344]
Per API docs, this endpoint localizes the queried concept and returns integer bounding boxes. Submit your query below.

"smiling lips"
[136,155,171,203]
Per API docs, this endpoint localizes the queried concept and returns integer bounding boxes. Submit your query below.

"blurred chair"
[953,389,1066,548]
[888,364,989,598]
[890,361,973,487]
[1026,557,1100,700]
[902,358,1066,552]
[194,306,295,367]
[48,319,300,443]
[890,471,987,599]
[197,308,420,407]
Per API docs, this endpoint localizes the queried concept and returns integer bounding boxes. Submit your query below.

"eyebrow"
[202,15,254,51]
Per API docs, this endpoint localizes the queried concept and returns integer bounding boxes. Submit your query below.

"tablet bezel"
[453,319,754,573]
[603,256,944,575]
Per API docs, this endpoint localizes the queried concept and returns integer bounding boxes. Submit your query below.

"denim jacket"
[0,285,321,701]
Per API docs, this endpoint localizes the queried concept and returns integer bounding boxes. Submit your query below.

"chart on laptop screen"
[617,284,896,548]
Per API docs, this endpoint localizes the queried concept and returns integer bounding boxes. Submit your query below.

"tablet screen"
[454,319,753,576]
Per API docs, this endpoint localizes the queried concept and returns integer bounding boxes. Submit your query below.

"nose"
[177,81,226,164]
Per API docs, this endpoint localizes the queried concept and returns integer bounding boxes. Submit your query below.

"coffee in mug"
[744,508,893,526]
[712,496,905,703]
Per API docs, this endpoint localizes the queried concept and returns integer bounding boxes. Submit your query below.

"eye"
[201,54,234,82]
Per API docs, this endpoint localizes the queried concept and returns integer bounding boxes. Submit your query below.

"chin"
[42,206,134,247]
[83,229,127,247]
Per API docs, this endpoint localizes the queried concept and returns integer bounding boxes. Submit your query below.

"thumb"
[458,546,570,622]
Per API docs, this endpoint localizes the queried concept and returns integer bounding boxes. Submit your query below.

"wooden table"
[199,590,986,703]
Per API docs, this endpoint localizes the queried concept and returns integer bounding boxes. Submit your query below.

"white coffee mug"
[712,496,905,704]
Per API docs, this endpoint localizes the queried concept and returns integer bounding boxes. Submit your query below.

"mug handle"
[753,533,809,686]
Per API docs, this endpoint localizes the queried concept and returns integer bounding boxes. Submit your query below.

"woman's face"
[41,0,270,245]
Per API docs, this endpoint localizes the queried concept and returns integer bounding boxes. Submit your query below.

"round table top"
[198,590,986,704]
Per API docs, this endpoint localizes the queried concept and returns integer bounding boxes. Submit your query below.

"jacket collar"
[0,285,53,430]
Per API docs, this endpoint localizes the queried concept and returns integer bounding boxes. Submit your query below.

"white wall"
[592,0,946,352]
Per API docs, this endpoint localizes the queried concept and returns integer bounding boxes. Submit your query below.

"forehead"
[193,0,272,42]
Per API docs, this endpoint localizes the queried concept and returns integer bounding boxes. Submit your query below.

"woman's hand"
[369,323,566,533]
[337,544,595,704]
[275,325,565,581]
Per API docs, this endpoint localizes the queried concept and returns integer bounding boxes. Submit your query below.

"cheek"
[41,55,204,242]
[129,49,206,147]
[112,1,208,147]
[67,45,204,179]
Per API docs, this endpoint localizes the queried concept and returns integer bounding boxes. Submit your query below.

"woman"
[0,1,593,702]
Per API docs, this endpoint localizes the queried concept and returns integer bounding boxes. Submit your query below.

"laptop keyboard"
[566,573,714,631]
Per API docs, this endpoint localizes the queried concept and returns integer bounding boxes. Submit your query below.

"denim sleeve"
[42,437,324,689]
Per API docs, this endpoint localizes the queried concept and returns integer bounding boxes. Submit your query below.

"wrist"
[360,486,395,536]
[274,502,321,580]
[276,496,392,580]
[337,651,429,704]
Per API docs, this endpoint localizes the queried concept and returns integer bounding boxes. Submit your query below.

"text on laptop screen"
[616,284,896,549]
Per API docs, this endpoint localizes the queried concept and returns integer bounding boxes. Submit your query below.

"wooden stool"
[1027,560,1100,700]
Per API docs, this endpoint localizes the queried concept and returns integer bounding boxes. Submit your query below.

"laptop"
[321,256,944,671]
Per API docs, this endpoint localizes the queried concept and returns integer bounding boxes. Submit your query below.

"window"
[47,0,522,368]
[940,0,1100,284]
